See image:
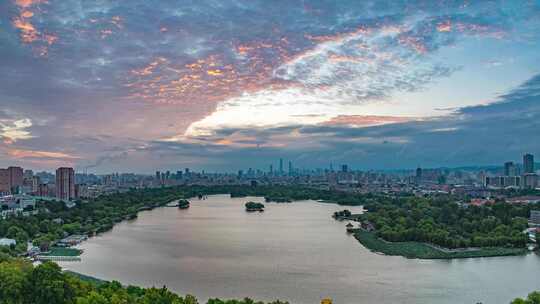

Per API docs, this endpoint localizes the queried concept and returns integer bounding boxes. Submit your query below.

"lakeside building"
[57,235,88,247]
[0,238,16,247]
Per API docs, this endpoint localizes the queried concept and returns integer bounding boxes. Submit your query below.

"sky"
[1,0,540,173]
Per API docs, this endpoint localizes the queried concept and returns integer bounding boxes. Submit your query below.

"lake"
[60,194,540,304]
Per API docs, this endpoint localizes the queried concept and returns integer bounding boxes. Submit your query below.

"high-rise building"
[279,158,284,174]
[523,154,534,174]
[0,169,9,193]
[23,169,33,180]
[504,161,516,176]
[0,167,23,194]
[416,167,423,184]
[288,161,293,175]
[341,164,348,173]
[56,167,75,201]
[522,173,538,189]
[37,183,49,197]
[7,167,23,193]
[31,176,41,193]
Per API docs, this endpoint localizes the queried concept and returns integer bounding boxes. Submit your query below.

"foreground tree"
[24,262,75,304]
[511,292,540,304]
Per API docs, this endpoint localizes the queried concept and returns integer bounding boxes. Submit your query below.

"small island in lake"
[333,209,352,220]
[178,199,190,209]
[245,201,265,212]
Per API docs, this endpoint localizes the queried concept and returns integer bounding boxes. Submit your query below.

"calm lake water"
[60,195,540,304]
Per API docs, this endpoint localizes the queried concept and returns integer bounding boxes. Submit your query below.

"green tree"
[76,291,109,304]
[511,292,540,304]
[138,287,185,304]
[0,260,28,304]
[25,262,75,304]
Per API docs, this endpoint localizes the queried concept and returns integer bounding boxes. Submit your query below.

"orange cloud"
[126,38,295,106]
[15,0,47,8]
[398,35,428,54]
[437,20,452,32]
[7,149,80,160]
[13,17,38,43]
[21,10,34,18]
[12,0,57,56]
[323,115,413,127]
[206,69,223,76]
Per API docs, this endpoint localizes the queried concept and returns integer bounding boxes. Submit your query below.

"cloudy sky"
[1,0,539,173]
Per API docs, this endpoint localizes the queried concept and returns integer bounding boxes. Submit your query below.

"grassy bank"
[353,230,527,259]
[64,270,107,285]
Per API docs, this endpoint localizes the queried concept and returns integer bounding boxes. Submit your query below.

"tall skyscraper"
[288,161,293,175]
[23,169,33,180]
[523,154,534,174]
[0,167,24,194]
[504,161,516,176]
[341,164,348,173]
[279,158,284,174]
[7,167,23,193]
[56,167,75,201]
[32,176,41,193]
[416,167,423,183]
[0,169,9,193]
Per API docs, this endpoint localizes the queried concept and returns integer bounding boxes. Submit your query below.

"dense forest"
[0,257,288,304]
[362,197,535,249]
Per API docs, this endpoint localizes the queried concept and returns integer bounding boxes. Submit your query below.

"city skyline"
[1,1,540,173]
[3,151,538,176]
[0,152,537,203]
